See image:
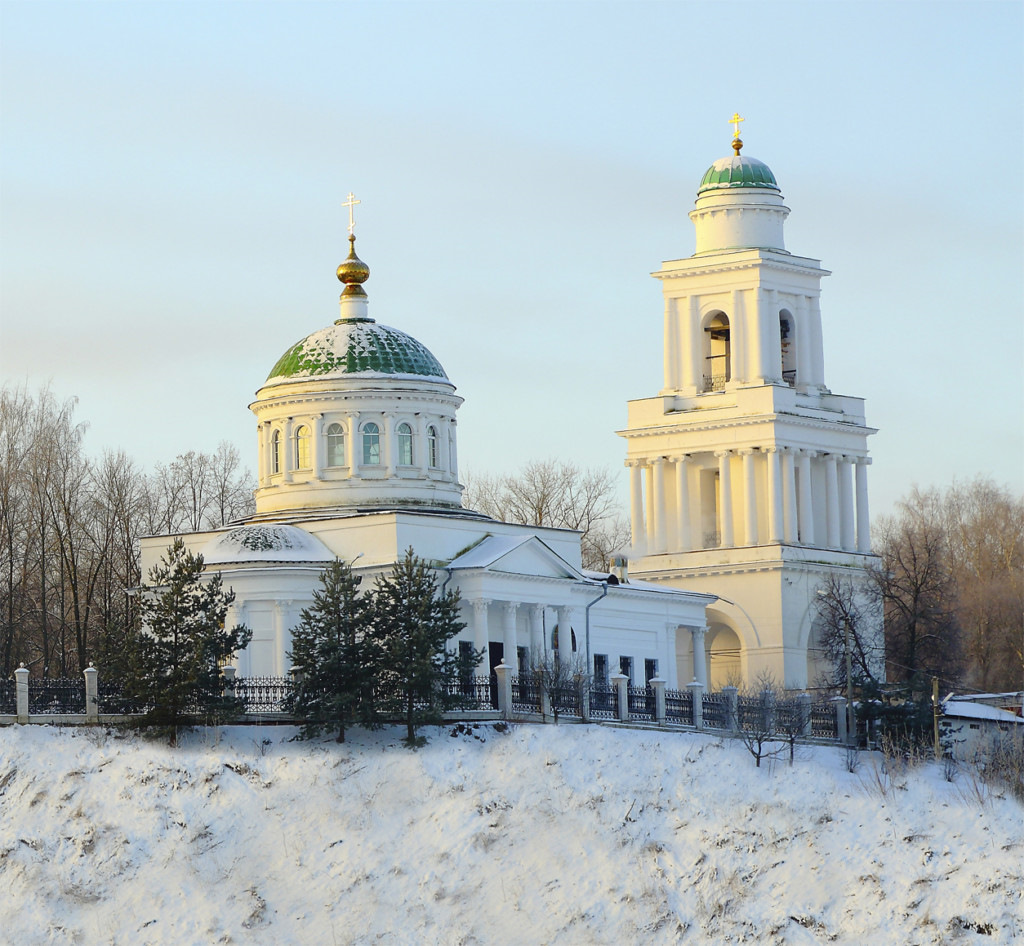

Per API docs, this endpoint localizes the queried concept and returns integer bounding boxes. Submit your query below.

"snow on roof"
[942,701,1024,724]
[202,524,334,565]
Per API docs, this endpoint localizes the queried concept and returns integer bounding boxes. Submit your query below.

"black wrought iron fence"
[775,700,806,734]
[96,679,150,715]
[0,678,15,714]
[231,677,293,713]
[511,674,542,714]
[664,687,693,724]
[589,683,617,720]
[447,676,494,711]
[627,685,655,721]
[737,695,771,732]
[810,701,838,739]
[702,691,729,730]
[27,678,86,715]
[549,684,582,717]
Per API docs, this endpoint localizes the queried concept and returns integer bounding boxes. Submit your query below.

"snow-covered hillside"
[1,723,1020,945]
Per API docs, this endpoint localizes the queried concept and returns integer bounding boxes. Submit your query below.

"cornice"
[653,253,830,282]
[617,411,878,441]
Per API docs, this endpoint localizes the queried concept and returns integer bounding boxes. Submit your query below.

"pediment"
[447,534,581,581]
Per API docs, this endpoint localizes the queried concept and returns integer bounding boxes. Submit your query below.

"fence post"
[539,670,552,720]
[611,673,629,722]
[723,685,739,733]
[84,665,98,723]
[688,681,704,730]
[577,676,591,723]
[222,665,237,700]
[15,664,29,724]
[762,687,776,734]
[650,678,666,724]
[797,693,812,737]
[495,662,513,718]
[833,696,848,745]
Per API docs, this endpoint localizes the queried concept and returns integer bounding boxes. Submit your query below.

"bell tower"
[619,119,882,690]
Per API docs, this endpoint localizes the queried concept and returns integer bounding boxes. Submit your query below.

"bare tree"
[875,487,963,687]
[812,572,885,690]
[463,459,628,571]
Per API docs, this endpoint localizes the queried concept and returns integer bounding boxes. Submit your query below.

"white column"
[556,606,575,664]
[766,446,783,543]
[261,422,273,485]
[782,447,798,544]
[795,295,812,388]
[690,626,708,686]
[716,450,734,548]
[529,604,544,660]
[825,453,840,549]
[740,449,758,546]
[839,456,856,551]
[472,599,491,658]
[629,460,645,549]
[856,457,872,553]
[797,450,815,546]
[282,417,294,482]
[448,420,459,480]
[311,413,323,479]
[501,602,519,669]
[644,463,656,550]
[274,599,291,677]
[652,457,667,553]
[665,625,679,688]
[346,412,359,474]
[685,295,701,392]
[382,413,395,476]
[733,288,748,382]
[415,415,428,477]
[663,297,678,391]
[808,295,826,388]
[764,288,781,382]
[675,456,692,551]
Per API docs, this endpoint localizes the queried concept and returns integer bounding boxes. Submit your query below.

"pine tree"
[126,538,251,743]
[370,548,478,746]
[288,558,376,742]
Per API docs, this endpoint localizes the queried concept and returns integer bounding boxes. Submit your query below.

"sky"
[1,0,1021,518]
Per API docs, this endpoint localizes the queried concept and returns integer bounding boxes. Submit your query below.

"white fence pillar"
[495,662,513,718]
[84,666,98,723]
[688,681,704,730]
[611,673,629,722]
[797,693,812,737]
[649,678,666,724]
[722,685,739,733]
[833,696,848,745]
[15,665,28,723]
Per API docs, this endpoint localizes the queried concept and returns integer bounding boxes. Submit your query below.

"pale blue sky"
[2,0,1021,517]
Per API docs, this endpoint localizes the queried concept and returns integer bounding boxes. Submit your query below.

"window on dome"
[271,430,282,475]
[295,425,311,470]
[702,313,731,392]
[362,422,381,465]
[397,423,413,466]
[326,423,345,467]
[427,425,439,469]
[779,311,797,386]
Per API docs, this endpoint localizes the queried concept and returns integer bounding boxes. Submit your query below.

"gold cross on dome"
[729,112,745,138]
[342,192,361,235]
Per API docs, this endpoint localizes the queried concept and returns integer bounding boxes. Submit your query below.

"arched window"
[397,422,413,466]
[427,425,439,468]
[295,425,311,469]
[702,313,731,392]
[362,422,380,465]
[779,311,797,386]
[271,430,282,475]
[326,423,345,467]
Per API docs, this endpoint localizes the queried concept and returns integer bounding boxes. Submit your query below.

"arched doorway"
[707,625,742,689]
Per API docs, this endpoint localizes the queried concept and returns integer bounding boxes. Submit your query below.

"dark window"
[644,659,658,684]
[594,654,608,685]
[619,656,633,683]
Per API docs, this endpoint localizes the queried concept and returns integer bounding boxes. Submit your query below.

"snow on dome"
[202,524,334,565]
[697,155,779,196]
[265,320,449,385]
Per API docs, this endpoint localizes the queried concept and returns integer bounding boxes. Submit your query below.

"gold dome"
[337,234,370,297]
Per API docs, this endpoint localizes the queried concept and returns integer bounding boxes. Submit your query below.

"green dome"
[266,318,449,384]
[698,155,779,195]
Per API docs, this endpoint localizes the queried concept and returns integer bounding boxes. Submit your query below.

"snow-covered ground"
[1,722,1020,945]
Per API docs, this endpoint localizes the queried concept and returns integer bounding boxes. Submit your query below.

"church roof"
[265,318,449,385]
[698,155,779,195]
[202,524,334,565]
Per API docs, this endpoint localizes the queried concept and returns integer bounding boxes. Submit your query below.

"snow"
[942,701,1024,724]
[1,723,1021,945]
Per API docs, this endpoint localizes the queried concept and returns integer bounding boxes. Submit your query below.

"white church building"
[140,124,880,693]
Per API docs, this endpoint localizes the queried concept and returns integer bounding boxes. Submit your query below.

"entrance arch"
[707,625,742,690]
